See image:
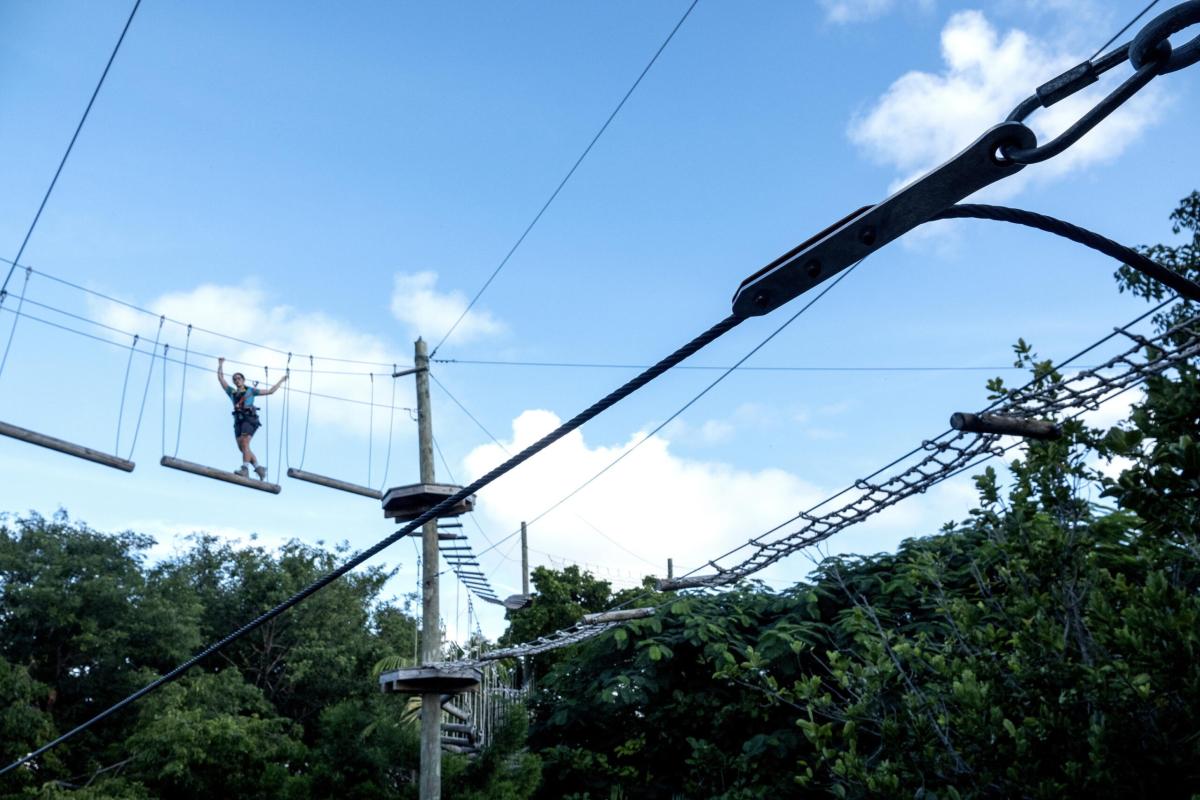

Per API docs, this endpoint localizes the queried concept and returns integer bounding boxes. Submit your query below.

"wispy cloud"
[849,10,1166,196]
[390,271,505,345]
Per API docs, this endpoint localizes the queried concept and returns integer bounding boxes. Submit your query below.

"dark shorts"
[234,413,261,438]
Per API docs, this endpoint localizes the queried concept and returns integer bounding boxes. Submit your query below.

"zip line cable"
[1,0,142,298]
[6,3,1199,768]
[2,261,412,372]
[429,0,701,357]
[0,312,743,776]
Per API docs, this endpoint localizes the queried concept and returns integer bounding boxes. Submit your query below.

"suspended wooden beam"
[160,456,281,494]
[286,468,382,499]
[440,698,470,721]
[950,412,1061,441]
[0,420,134,472]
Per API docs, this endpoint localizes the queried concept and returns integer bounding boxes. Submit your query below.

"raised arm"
[260,372,288,396]
[217,357,230,391]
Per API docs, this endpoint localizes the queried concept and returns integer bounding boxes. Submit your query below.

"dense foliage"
[1,193,1196,797]
[0,528,532,799]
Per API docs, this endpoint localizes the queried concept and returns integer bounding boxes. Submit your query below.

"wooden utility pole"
[414,338,441,800]
[520,521,529,596]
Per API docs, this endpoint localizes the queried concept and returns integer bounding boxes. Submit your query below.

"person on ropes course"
[217,357,286,479]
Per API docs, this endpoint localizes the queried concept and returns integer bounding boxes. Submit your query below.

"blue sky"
[1,0,1196,643]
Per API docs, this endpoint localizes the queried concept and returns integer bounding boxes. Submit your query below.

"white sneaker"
[255,465,268,480]
[235,465,249,477]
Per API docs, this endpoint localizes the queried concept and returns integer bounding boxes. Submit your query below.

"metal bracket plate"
[732,121,1036,318]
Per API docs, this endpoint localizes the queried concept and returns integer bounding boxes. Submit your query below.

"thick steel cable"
[0,312,742,775]
[0,268,32,380]
[126,317,163,460]
[933,204,1200,301]
[1,0,142,297]
[430,0,701,357]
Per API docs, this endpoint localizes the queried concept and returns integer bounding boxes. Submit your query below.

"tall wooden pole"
[414,338,441,800]
[520,521,529,596]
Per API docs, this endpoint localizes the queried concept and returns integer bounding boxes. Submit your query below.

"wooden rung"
[286,468,382,499]
[950,412,1061,441]
[160,456,281,494]
[0,420,134,472]
[441,700,470,721]
[441,723,476,736]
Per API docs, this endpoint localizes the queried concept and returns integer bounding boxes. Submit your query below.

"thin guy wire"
[264,365,271,479]
[1090,0,1162,61]
[368,373,374,486]
[277,358,291,476]
[3,261,410,371]
[0,268,32,380]
[300,355,314,469]
[429,0,701,357]
[114,335,139,455]
[378,370,398,491]
[1,0,142,297]
[174,326,191,457]
[474,258,865,562]
[127,317,164,460]
[433,358,1041,373]
[160,343,168,456]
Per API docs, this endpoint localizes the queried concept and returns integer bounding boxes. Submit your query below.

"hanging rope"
[367,372,375,487]
[299,354,314,469]
[263,365,270,479]
[278,353,291,472]
[126,316,164,460]
[114,334,139,455]
[0,267,32,381]
[173,325,191,458]
[378,368,398,491]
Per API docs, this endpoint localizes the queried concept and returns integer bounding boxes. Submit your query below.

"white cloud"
[461,409,826,585]
[91,281,413,437]
[849,10,1165,196]
[390,271,505,344]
